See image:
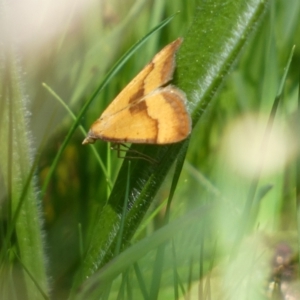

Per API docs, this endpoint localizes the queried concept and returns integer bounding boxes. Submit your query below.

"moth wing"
[88,85,191,144]
[100,38,183,119]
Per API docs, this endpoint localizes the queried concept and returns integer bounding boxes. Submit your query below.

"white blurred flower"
[221,114,296,177]
[0,0,96,51]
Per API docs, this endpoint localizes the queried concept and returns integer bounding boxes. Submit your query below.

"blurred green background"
[1,0,300,299]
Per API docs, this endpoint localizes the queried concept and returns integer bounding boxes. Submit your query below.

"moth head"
[82,131,96,144]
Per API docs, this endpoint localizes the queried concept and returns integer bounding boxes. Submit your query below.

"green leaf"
[0,43,49,299]
[75,205,213,299]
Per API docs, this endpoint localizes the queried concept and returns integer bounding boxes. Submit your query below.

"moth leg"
[111,143,157,164]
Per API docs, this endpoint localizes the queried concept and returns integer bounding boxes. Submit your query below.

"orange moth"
[82,38,191,146]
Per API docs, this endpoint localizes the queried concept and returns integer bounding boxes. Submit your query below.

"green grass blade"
[74,204,213,299]
[114,162,131,256]
[1,120,51,264]
[42,83,112,189]
[149,136,189,299]
[149,244,165,299]
[0,46,49,298]
[297,48,300,275]
[133,262,149,300]
[14,252,49,300]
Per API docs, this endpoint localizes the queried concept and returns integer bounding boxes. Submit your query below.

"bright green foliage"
[1,0,300,299]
